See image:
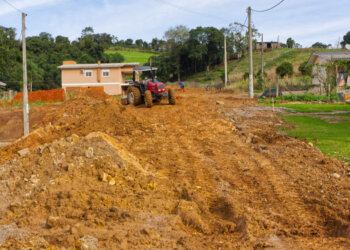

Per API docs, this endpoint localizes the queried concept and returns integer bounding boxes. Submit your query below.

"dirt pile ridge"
[0,89,349,249]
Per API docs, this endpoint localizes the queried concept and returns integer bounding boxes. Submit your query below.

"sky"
[0,0,349,47]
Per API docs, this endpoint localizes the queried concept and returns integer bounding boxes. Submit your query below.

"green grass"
[105,49,159,65]
[282,115,350,162]
[189,48,342,83]
[0,101,62,108]
[274,103,350,113]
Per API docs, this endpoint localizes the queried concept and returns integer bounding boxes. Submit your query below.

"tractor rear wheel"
[144,90,153,108]
[168,89,176,105]
[127,86,142,106]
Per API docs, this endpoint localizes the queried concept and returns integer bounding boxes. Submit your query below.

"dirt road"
[0,89,349,249]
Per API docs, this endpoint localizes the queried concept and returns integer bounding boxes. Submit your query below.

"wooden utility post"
[261,34,264,90]
[22,13,29,136]
[248,6,254,98]
[224,35,228,87]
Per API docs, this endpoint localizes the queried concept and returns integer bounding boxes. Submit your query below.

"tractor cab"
[121,66,175,108]
[132,66,165,94]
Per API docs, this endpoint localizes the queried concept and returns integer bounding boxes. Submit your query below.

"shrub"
[299,61,312,76]
[276,93,339,102]
[276,62,293,78]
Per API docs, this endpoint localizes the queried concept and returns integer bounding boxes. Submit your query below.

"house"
[255,41,280,50]
[306,51,350,88]
[58,61,140,95]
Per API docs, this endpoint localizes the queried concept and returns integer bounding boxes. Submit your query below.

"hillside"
[189,48,337,84]
[105,48,159,65]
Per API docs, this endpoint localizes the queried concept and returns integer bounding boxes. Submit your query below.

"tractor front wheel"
[144,90,153,108]
[168,89,176,105]
[127,86,142,106]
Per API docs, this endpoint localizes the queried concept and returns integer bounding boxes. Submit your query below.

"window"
[85,70,92,77]
[102,70,110,77]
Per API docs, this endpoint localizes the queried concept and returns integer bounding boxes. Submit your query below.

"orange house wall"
[61,67,133,95]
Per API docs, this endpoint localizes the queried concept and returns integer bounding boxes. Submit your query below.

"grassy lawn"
[275,103,350,113]
[282,115,350,162]
[105,50,158,65]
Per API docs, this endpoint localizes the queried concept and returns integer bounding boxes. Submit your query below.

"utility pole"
[248,6,254,98]
[224,35,228,87]
[261,33,264,89]
[22,13,29,136]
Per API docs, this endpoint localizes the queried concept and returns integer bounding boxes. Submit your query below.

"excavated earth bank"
[0,88,349,249]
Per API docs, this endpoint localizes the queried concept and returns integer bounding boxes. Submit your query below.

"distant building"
[255,41,280,50]
[58,61,140,95]
[306,51,350,88]
[0,81,6,87]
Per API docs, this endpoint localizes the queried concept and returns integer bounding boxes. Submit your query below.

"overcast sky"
[0,0,349,47]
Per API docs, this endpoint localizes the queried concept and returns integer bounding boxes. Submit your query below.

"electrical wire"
[1,0,24,13]
[243,14,248,26]
[252,0,285,13]
[153,0,231,23]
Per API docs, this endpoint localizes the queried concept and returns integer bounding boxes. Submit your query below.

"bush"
[243,72,249,80]
[276,62,293,78]
[276,93,339,102]
[299,61,312,76]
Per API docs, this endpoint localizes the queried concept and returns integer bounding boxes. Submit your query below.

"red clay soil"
[0,89,349,249]
[0,105,58,143]
[13,89,66,104]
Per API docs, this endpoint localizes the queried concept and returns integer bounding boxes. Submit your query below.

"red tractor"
[121,66,175,108]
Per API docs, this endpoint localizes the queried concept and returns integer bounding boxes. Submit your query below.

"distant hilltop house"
[306,51,350,89]
[58,61,140,95]
[255,41,280,50]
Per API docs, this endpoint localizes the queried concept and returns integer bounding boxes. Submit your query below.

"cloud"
[0,0,349,47]
[0,0,61,15]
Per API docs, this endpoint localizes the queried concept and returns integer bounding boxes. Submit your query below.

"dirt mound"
[0,94,146,161]
[0,90,349,248]
[66,87,109,101]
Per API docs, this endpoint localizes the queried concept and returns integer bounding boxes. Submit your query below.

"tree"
[125,39,133,47]
[164,25,190,81]
[312,42,329,49]
[298,61,312,76]
[276,62,293,78]
[101,52,124,63]
[341,31,350,47]
[164,25,189,43]
[82,27,94,37]
[286,38,295,48]
[135,39,143,49]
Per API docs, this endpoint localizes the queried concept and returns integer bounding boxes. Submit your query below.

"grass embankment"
[105,48,159,65]
[189,48,339,84]
[278,103,350,162]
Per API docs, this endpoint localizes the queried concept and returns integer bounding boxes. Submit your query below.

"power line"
[1,0,24,13]
[153,0,231,23]
[252,0,285,13]
[243,14,248,26]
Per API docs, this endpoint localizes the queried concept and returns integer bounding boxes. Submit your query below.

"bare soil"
[0,88,349,249]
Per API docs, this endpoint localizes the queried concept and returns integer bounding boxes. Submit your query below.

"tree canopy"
[276,62,293,78]
[341,31,350,48]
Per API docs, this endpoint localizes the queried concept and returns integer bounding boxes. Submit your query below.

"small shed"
[256,41,280,50]
[306,51,350,87]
